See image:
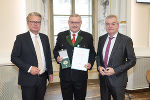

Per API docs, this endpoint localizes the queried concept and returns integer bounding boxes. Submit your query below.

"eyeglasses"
[28,21,41,24]
[69,21,81,24]
[105,22,118,27]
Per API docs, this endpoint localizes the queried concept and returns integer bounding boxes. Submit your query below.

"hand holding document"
[71,47,90,71]
[59,49,71,69]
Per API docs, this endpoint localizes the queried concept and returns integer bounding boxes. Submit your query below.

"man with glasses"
[53,14,96,100]
[11,12,53,100]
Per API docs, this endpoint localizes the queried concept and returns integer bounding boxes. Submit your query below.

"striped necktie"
[104,37,114,68]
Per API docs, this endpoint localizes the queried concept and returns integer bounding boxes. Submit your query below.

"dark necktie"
[104,37,113,68]
[72,33,76,46]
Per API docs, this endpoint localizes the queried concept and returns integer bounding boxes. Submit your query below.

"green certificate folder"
[61,58,71,69]
[59,49,71,69]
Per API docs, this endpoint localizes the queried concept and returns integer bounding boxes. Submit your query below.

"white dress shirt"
[70,30,80,40]
[28,32,46,72]
[102,33,118,65]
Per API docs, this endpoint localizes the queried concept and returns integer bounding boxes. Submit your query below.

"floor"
[44,79,150,100]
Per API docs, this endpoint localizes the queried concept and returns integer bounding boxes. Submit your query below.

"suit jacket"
[53,30,96,82]
[11,31,53,87]
[96,33,136,87]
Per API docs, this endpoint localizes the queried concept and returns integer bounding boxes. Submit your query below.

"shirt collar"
[29,31,39,38]
[70,30,80,36]
[108,32,118,38]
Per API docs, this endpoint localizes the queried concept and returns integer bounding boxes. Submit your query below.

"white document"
[58,49,68,58]
[71,47,90,71]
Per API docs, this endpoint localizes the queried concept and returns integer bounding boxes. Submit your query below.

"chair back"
[146,69,150,83]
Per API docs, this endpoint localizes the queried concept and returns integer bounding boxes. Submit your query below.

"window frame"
[48,0,99,57]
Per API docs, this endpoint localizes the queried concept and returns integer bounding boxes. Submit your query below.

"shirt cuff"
[28,66,32,73]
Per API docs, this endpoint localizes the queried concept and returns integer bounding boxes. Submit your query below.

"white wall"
[0,0,26,64]
[131,0,150,48]
[130,0,150,56]
[0,0,47,65]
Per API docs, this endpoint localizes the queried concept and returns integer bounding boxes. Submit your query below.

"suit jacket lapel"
[101,34,108,61]
[66,32,73,46]
[74,31,83,46]
[26,32,36,56]
[109,33,121,63]
[66,30,83,47]
[39,33,46,53]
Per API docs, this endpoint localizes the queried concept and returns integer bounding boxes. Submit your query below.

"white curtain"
[26,0,49,35]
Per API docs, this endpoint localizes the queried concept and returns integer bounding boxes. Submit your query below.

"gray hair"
[26,12,42,22]
[106,14,119,23]
[69,14,82,21]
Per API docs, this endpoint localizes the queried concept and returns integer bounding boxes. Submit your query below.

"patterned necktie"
[35,35,44,74]
[104,37,114,68]
[72,33,76,46]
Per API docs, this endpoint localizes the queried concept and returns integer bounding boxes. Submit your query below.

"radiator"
[126,57,150,90]
[0,65,22,100]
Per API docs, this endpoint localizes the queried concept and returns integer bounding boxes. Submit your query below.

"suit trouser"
[21,73,47,100]
[60,79,87,100]
[100,76,126,100]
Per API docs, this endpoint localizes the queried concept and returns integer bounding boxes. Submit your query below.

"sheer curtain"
[26,0,49,35]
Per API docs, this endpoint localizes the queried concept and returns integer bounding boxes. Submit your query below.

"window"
[53,0,92,45]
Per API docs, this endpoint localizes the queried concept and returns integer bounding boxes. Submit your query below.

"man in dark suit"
[96,15,136,100]
[53,14,96,100]
[11,12,53,100]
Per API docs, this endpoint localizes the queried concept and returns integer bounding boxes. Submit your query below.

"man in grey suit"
[11,12,53,100]
[96,15,136,100]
